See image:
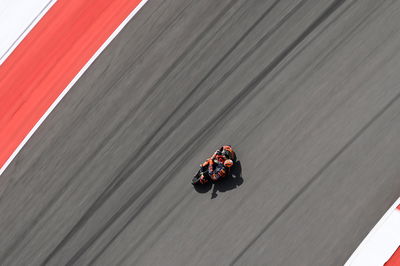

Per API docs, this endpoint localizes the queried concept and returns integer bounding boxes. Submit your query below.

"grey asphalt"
[1,0,400,265]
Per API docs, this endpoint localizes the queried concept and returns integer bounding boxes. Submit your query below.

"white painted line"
[0,0,149,176]
[0,0,57,65]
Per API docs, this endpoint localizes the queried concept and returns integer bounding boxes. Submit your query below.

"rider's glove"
[200,174,207,184]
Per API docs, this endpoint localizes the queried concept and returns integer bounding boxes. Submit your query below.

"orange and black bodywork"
[192,145,236,185]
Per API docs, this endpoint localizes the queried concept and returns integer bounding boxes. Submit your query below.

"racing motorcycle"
[192,145,237,185]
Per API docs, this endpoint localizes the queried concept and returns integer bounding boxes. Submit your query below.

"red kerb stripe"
[385,246,400,266]
[0,0,144,169]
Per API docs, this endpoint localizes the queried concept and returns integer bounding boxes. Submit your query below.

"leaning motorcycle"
[192,145,236,185]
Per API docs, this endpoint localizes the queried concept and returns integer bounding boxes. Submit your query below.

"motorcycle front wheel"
[192,170,202,185]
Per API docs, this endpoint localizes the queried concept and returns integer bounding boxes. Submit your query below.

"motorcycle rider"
[199,146,234,184]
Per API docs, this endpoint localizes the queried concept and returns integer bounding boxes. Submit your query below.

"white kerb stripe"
[0,0,57,65]
[345,197,400,266]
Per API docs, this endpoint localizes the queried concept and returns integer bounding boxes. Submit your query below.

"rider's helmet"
[224,159,233,167]
[221,149,231,158]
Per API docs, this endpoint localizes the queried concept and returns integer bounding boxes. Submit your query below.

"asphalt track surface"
[1,0,400,265]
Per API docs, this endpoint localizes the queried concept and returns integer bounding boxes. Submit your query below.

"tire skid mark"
[63,0,289,263]
[231,89,400,265]
[58,0,313,262]
[39,0,249,264]
[14,0,195,184]
[90,191,194,266]
[0,0,197,263]
[57,0,344,263]
[238,0,383,145]
[228,2,400,263]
